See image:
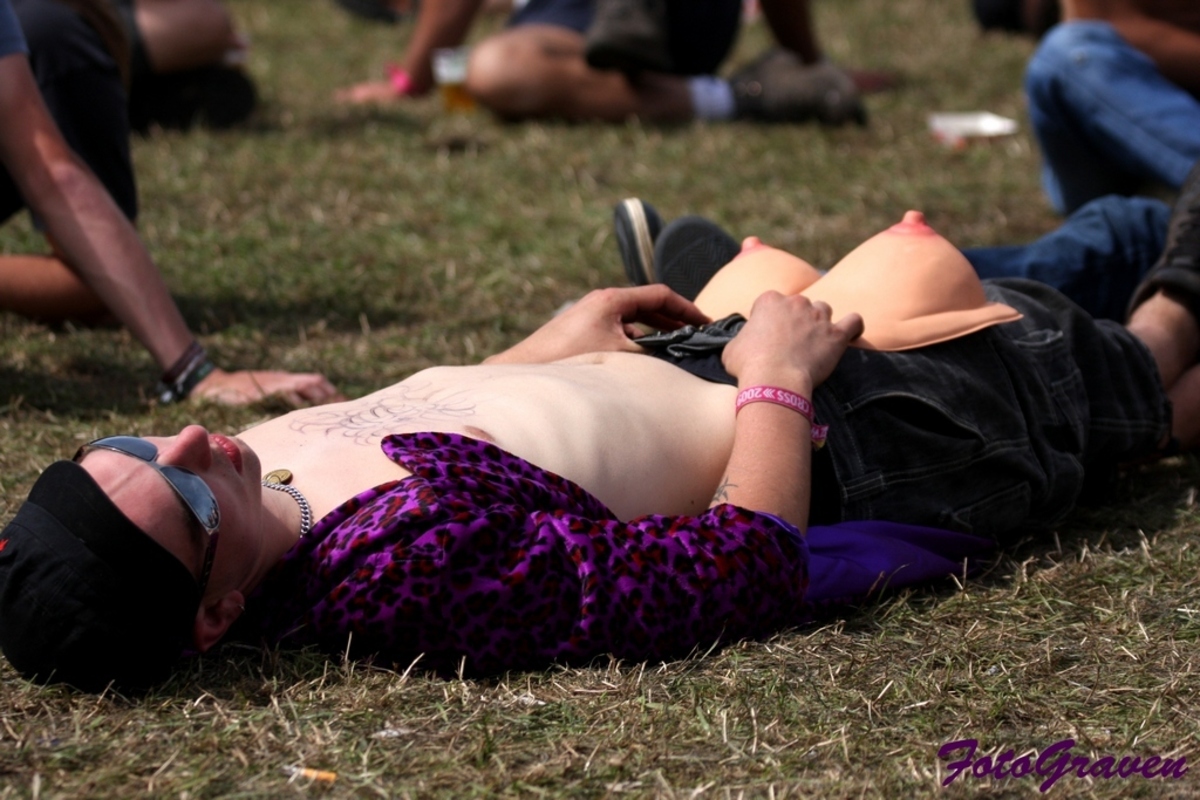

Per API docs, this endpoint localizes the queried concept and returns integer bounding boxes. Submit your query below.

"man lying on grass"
[2,199,1198,693]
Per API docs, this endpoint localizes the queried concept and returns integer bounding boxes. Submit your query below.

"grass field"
[3,0,1200,796]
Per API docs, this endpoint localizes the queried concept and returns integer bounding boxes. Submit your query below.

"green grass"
[3,0,1199,796]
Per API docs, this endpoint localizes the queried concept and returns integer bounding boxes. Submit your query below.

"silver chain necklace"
[261,479,313,537]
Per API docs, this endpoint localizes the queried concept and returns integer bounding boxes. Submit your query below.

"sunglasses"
[74,436,221,596]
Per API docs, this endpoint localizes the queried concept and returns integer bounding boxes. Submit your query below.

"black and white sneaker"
[653,216,741,301]
[614,198,664,286]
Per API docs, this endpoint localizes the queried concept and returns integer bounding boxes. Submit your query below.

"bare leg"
[466,26,693,122]
[0,254,108,320]
[134,0,242,73]
[758,0,821,63]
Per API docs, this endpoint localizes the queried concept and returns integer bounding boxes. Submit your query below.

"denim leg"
[1025,21,1200,214]
[964,195,1169,321]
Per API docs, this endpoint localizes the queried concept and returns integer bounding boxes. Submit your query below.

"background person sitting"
[0,0,340,405]
[109,0,257,132]
[1025,0,1200,214]
[335,0,880,125]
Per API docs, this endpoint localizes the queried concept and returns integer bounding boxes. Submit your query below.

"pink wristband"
[387,64,414,96]
[735,385,828,447]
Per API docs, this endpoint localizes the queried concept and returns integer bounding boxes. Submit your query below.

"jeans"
[965,195,1169,322]
[810,280,1168,541]
[645,281,1170,541]
[1025,21,1200,215]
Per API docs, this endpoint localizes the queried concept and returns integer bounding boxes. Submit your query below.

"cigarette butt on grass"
[283,765,337,783]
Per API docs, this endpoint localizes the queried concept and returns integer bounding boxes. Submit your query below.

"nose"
[156,425,214,471]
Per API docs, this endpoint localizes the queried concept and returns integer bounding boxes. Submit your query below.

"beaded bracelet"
[155,341,216,404]
[735,385,828,448]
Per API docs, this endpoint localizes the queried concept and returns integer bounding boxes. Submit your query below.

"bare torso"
[239,352,738,521]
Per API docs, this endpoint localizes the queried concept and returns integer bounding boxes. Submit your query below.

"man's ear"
[192,591,245,653]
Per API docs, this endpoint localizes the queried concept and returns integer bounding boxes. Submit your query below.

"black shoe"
[653,216,740,301]
[731,50,866,126]
[1128,160,1200,319]
[128,66,257,133]
[585,0,672,74]
[614,199,664,286]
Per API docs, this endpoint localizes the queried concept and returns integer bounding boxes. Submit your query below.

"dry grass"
[2,0,1199,796]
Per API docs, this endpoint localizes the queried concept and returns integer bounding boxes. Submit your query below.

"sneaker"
[730,50,866,126]
[1128,159,1200,319]
[614,199,664,286]
[585,0,672,74]
[653,216,741,301]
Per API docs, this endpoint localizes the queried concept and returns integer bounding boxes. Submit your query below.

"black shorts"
[510,0,742,76]
[0,0,137,225]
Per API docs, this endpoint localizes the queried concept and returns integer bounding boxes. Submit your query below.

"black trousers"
[0,0,137,226]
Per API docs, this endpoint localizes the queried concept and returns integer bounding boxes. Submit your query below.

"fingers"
[269,375,342,407]
[297,377,345,405]
[333,81,396,105]
[626,284,711,327]
[192,371,342,408]
[834,311,865,342]
[582,285,709,330]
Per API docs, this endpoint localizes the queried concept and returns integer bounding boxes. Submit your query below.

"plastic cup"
[432,47,475,113]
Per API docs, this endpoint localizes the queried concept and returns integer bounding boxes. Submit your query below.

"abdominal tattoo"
[711,474,738,504]
[288,381,477,446]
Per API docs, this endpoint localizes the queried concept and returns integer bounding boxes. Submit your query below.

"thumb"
[835,312,865,342]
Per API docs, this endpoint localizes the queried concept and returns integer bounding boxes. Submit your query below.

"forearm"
[31,157,194,369]
[0,54,194,371]
[710,371,815,529]
[758,0,821,64]
[400,0,486,93]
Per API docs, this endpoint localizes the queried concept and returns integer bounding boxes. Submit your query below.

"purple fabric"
[805,520,992,612]
[235,433,992,673]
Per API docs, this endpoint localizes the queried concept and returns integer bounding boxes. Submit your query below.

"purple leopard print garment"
[234,432,809,674]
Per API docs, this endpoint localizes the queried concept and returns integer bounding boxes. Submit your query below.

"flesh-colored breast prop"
[700,211,1023,351]
[804,210,1021,350]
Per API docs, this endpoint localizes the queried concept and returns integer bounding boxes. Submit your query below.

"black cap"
[0,461,201,693]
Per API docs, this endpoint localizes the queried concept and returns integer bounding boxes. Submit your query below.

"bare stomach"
[240,352,738,520]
